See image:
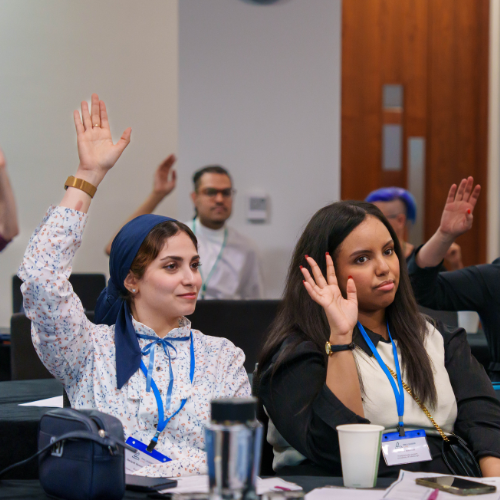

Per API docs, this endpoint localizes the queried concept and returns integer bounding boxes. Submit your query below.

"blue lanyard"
[357,321,406,436]
[192,217,228,299]
[137,331,195,452]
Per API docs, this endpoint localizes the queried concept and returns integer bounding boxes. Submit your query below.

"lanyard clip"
[147,431,161,453]
[398,420,405,437]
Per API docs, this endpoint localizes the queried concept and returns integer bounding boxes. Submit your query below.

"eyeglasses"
[200,188,236,198]
[384,212,404,219]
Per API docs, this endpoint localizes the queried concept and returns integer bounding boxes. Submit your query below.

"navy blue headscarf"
[95,214,176,389]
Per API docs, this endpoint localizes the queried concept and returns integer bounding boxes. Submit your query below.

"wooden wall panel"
[426,0,489,265]
[341,0,489,265]
[341,0,428,200]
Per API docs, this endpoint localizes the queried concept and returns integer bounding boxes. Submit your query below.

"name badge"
[125,436,171,474]
[381,429,432,466]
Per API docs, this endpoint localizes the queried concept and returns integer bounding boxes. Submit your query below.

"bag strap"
[385,364,450,443]
[0,430,136,479]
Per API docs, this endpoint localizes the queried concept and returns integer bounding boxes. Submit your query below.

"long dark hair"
[257,200,437,407]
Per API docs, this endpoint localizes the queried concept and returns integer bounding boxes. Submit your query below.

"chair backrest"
[187,300,281,373]
[418,305,458,327]
[12,274,106,313]
[10,313,54,380]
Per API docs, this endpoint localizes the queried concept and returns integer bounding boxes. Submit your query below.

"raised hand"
[73,93,131,187]
[153,154,177,197]
[301,253,358,342]
[439,177,481,240]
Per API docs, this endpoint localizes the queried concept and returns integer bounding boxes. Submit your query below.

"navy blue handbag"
[37,408,135,500]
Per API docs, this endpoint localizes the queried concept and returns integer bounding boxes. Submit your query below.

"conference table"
[0,379,397,498]
[0,379,64,479]
[0,477,395,499]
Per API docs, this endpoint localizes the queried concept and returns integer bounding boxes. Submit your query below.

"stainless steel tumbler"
[206,398,263,500]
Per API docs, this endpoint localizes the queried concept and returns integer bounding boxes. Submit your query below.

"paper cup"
[336,424,384,488]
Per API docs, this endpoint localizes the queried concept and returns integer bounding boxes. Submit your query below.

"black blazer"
[257,322,500,477]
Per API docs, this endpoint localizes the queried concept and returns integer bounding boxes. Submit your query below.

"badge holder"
[381,429,432,466]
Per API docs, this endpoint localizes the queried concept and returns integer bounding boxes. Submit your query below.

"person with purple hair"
[366,187,463,270]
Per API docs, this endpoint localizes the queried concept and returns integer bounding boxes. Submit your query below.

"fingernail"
[467,209,471,214]
[348,276,353,280]
[299,265,303,269]
[305,254,309,259]
[303,280,306,284]
[326,252,330,256]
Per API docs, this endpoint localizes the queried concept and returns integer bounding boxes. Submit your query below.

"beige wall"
[178,0,342,298]
[0,0,179,326]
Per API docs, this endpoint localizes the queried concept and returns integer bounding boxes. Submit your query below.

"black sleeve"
[407,247,494,314]
[257,339,369,473]
[439,322,500,459]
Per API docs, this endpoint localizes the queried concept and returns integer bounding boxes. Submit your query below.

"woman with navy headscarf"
[18,94,251,477]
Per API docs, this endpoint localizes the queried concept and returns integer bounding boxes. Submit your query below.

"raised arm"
[0,148,19,244]
[18,94,130,384]
[416,177,480,269]
[104,154,176,255]
[301,253,363,416]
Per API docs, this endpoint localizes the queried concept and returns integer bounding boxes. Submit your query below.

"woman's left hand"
[74,93,131,187]
[438,177,481,241]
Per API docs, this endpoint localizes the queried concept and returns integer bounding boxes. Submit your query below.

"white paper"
[158,476,301,495]
[19,395,64,407]
[306,486,383,500]
[256,477,303,494]
[383,470,500,500]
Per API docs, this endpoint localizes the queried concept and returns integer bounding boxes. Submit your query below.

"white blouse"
[187,219,264,300]
[355,323,458,435]
[18,206,251,477]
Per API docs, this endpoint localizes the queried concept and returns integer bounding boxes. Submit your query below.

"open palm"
[440,177,481,239]
[74,93,131,185]
[302,254,358,339]
[153,154,177,196]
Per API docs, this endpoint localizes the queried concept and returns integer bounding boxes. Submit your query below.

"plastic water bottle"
[206,397,263,500]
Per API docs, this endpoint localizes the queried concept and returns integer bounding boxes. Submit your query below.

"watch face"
[325,342,331,356]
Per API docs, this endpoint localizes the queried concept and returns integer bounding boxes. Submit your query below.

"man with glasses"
[105,156,264,299]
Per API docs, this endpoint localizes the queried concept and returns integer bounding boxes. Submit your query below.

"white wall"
[178,0,342,298]
[0,0,179,326]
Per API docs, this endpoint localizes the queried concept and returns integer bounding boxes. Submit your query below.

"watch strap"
[325,341,356,355]
[64,176,97,198]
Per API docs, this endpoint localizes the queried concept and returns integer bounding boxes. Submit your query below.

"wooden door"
[341,0,489,266]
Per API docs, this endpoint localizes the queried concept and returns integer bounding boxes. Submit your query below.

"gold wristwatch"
[64,176,97,198]
[325,341,355,356]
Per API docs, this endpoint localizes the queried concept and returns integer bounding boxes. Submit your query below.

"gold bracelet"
[64,176,97,199]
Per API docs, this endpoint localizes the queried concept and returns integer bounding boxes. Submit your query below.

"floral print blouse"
[18,206,251,477]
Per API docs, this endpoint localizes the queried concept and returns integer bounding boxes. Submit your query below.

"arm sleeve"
[0,233,10,252]
[215,340,252,398]
[17,206,97,385]
[258,340,369,473]
[441,323,500,459]
[407,247,490,314]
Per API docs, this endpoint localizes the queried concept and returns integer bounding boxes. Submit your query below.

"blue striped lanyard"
[192,217,228,299]
[357,321,405,436]
[137,331,195,452]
